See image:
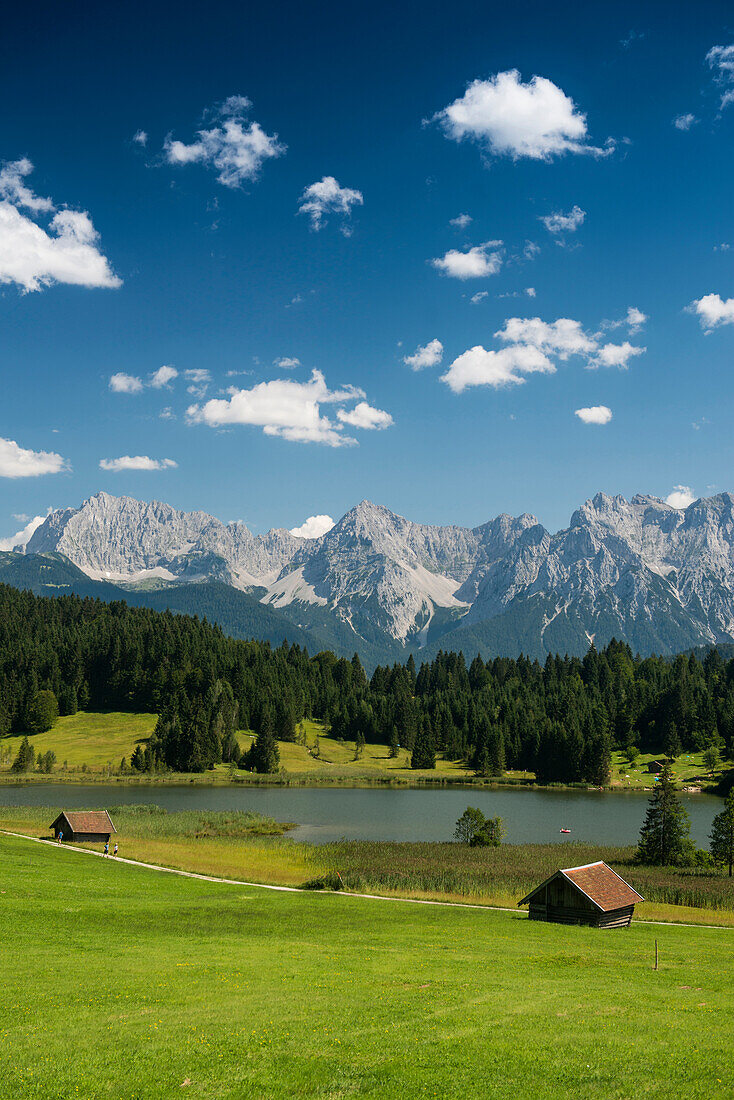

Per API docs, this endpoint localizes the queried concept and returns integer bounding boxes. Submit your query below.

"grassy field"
[1,833,732,1099]
[1,712,729,792]
[0,711,157,775]
[2,805,733,926]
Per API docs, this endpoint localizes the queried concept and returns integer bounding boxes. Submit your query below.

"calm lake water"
[0,784,723,847]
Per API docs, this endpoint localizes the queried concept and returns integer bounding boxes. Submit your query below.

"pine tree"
[709,790,734,876]
[636,763,694,865]
[11,736,35,772]
[388,725,399,758]
[411,715,435,769]
[664,721,682,760]
[250,706,280,773]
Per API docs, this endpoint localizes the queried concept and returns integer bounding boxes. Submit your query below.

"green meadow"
[2,805,734,926]
[0,833,732,1099]
[1,711,728,791]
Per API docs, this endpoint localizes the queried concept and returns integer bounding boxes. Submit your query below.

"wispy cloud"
[164,95,285,188]
[297,176,363,231]
[673,113,697,131]
[540,205,585,234]
[706,44,734,110]
[99,456,177,472]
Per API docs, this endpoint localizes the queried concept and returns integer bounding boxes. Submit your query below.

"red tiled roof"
[519,861,644,910]
[51,811,116,834]
[561,862,643,911]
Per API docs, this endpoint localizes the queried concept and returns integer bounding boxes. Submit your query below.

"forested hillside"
[1,583,733,781]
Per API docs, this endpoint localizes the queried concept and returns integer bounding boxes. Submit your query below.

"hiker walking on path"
[103,841,109,857]
[57,831,63,845]
[113,843,118,858]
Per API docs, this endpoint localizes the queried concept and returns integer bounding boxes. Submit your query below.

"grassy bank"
[2,805,733,926]
[2,711,729,791]
[1,832,733,1099]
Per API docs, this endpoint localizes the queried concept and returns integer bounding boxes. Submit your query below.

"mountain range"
[4,489,734,667]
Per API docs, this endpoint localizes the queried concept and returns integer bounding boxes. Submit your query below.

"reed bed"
[311,840,734,912]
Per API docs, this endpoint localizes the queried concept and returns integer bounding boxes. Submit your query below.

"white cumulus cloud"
[0,159,120,293]
[442,310,644,395]
[496,316,596,359]
[450,213,472,229]
[274,357,301,370]
[164,96,285,187]
[591,341,646,369]
[132,130,148,146]
[431,242,503,279]
[540,205,586,234]
[0,437,69,478]
[0,513,48,550]
[99,456,177,472]
[297,176,363,231]
[149,365,178,388]
[403,339,443,370]
[187,369,390,447]
[666,485,696,509]
[432,69,613,161]
[109,372,143,394]
[690,293,734,331]
[290,514,335,539]
[575,405,612,425]
[441,344,555,393]
[337,402,393,430]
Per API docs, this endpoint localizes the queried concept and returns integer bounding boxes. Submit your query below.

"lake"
[0,783,723,846]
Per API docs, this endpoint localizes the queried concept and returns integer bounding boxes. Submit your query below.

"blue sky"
[2,0,734,544]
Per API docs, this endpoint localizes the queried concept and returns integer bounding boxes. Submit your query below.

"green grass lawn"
[0,833,732,1099]
[0,711,157,774]
[609,750,728,790]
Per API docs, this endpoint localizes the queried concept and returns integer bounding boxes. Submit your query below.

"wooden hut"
[518,861,644,928]
[646,760,665,774]
[49,810,116,844]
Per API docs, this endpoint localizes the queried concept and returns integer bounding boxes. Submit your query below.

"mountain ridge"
[19,489,734,663]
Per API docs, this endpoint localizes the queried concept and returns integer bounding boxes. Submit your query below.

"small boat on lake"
[559,827,571,834]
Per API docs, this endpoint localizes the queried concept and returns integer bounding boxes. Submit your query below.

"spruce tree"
[709,790,734,876]
[411,715,435,769]
[11,736,35,772]
[388,725,399,758]
[251,706,280,773]
[636,763,694,865]
[664,721,682,760]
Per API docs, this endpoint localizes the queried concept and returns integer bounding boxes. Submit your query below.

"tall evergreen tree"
[249,706,280,773]
[11,736,35,772]
[709,790,734,877]
[411,714,435,769]
[636,763,694,865]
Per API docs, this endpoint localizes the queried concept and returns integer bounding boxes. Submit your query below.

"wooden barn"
[49,810,116,844]
[646,760,665,774]
[518,861,644,928]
